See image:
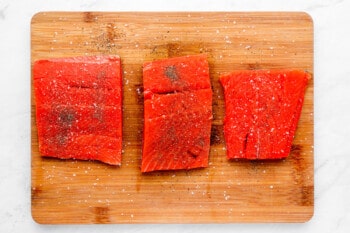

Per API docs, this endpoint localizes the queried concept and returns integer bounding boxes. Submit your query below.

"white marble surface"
[1,0,350,232]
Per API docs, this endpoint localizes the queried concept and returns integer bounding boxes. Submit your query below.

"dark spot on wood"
[133,83,144,145]
[247,63,262,70]
[106,23,115,42]
[135,84,144,105]
[300,185,314,206]
[166,42,182,57]
[290,144,313,206]
[136,128,143,146]
[210,125,223,145]
[164,65,179,81]
[106,23,126,40]
[291,147,305,175]
[291,144,302,155]
[31,187,42,201]
[150,42,211,58]
[89,23,125,52]
[93,206,110,223]
[83,12,96,23]
[249,159,262,167]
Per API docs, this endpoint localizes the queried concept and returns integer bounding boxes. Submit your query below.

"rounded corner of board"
[303,207,315,223]
[31,12,49,24]
[300,12,314,25]
[31,209,46,225]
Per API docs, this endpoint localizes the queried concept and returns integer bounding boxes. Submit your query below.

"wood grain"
[31,12,314,223]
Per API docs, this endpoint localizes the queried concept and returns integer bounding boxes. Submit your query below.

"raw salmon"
[33,55,123,165]
[142,54,212,172]
[219,70,310,160]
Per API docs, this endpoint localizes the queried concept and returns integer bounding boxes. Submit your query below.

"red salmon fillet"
[220,70,310,160]
[142,54,212,172]
[33,56,123,165]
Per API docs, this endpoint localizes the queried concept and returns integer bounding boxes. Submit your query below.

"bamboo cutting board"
[31,12,314,223]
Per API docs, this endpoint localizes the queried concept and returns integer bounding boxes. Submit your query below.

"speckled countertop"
[1,0,350,232]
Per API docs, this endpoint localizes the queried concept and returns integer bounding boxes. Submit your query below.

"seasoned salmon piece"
[220,70,310,160]
[33,55,122,165]
[142,54,212,172]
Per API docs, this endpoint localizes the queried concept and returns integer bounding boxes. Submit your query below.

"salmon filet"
[142,54,212,172]
[33,55,123,165]
[219,70,310,160]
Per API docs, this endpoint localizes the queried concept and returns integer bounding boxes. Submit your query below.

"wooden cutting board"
[31,12,314,224]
